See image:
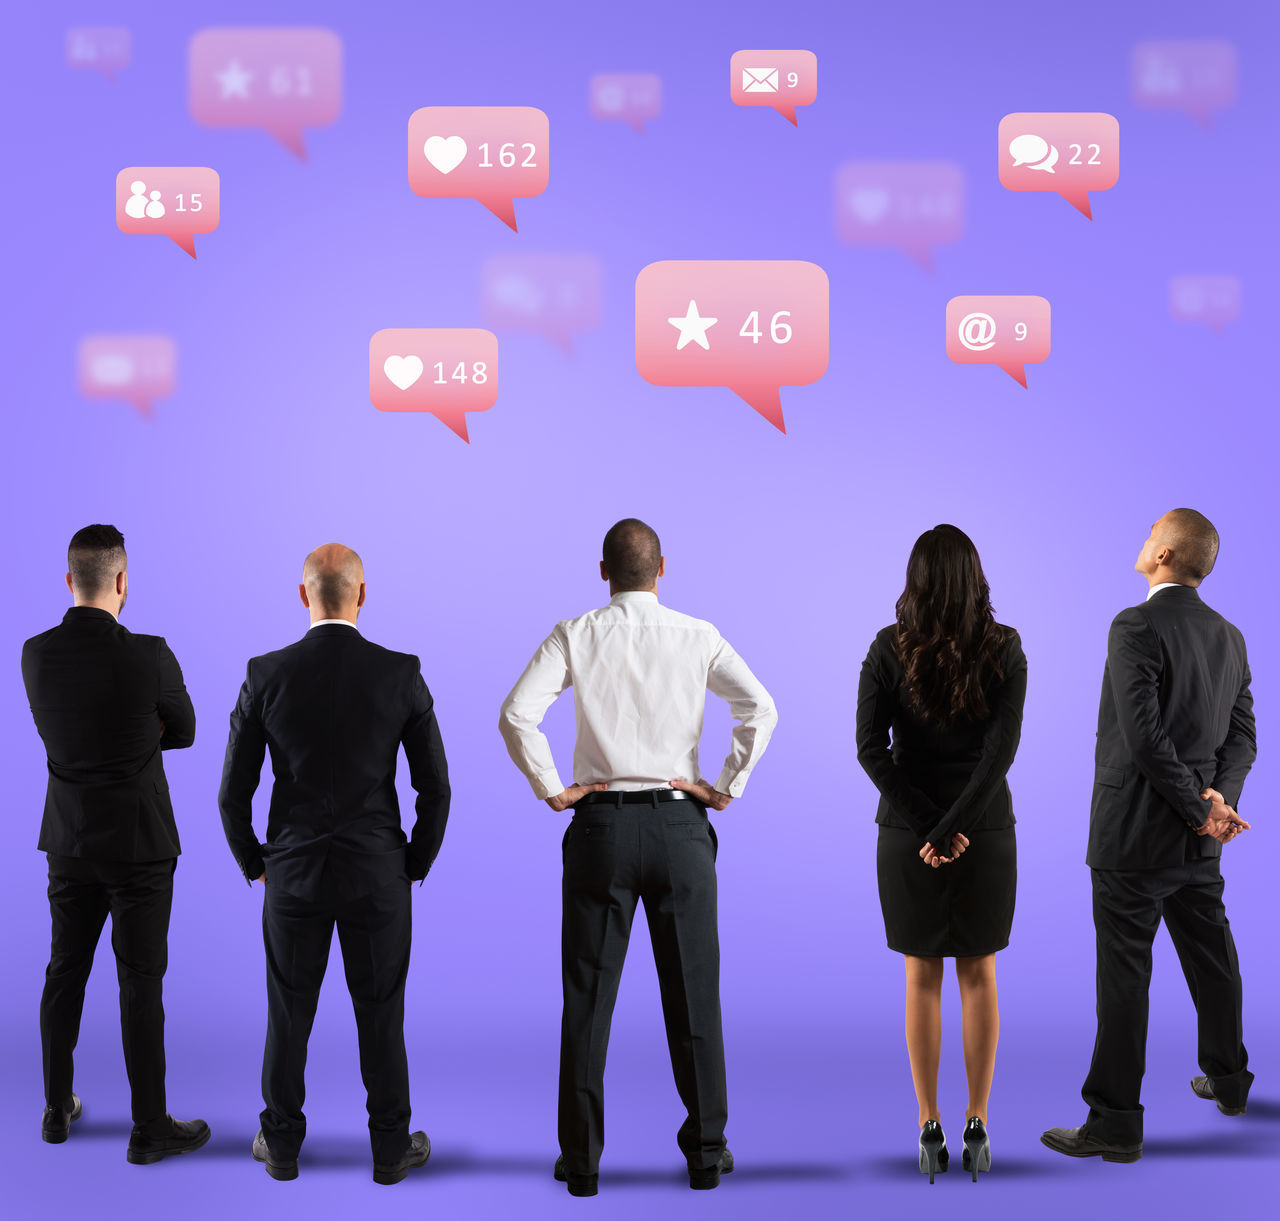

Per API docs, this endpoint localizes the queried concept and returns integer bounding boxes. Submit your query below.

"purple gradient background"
[2,2,1276,1217]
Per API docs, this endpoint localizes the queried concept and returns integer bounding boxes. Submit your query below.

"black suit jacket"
[856,624,1027,847]
[21,606,196,861]
[218,624,451,900]
[1087,584,1255,871]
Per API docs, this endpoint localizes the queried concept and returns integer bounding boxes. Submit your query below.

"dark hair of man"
[67,524,126,597]
[894,524,1011,727]
[1165,508,1219,583]
[602,518,662,591]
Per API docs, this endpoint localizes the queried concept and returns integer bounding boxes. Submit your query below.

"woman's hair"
[894,524,1010,727]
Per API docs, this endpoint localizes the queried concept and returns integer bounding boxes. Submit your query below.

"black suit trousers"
[1082,855,1252,1143]
[41,855,175,1125]
[558,803,727,1176]
[260,878,413,1164]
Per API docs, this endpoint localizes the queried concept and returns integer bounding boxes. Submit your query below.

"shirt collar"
[65,605,118,622]
[1146,581,1188,601]
[308,618,359,629]
[609,590,659,607]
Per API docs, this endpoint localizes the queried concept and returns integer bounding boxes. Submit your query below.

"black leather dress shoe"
[127,1115,212,1164]
[373,1131,430,1185]
[41,1094,82,1144]
[689,1147,735,1191]
[1190,1075,1247,1116]
[1040,1125,1141,1163]
[252,1129,299,1180]
[554,1154,599,1197]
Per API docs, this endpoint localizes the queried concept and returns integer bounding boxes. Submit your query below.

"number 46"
[739,310,792,344]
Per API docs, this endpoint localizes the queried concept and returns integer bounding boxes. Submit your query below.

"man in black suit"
[218,543,450,1185]
[1043,509,1256,1162]
[21,524,210,1162]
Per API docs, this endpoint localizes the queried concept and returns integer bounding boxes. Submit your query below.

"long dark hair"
[894,525,1009,727]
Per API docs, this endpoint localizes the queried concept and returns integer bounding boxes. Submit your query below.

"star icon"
[667,300,718,351]
[215,59,253,100]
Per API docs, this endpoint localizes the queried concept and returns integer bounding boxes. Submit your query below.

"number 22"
[1068,143,1102,165]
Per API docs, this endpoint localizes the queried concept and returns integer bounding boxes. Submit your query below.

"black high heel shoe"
[962,1117,991,1181]
[919,1120,949,1184]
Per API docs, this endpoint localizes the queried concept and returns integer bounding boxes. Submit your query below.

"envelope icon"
[742,67,778,93]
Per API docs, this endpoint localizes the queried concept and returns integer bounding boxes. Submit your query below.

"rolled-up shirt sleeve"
[499,625,572,801]
[707,635,777,798]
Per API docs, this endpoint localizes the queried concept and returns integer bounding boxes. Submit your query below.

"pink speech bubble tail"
[270,126,309,161]
[130,397,156,419]
[732,385,787,432]
[776,104,799,126]
[996,361,1028,388]
[904,243,935,273]
[547,331,576,357]
[482,198,519,232]
[171,234,198,259]
[1062,187,1094,219]
[436,409,473,442]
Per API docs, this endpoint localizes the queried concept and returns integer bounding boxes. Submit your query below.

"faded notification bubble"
[590,73,662,133]
[408,106,549,232]
[116,167,220,258]
[1170,276,1240,332]
[189,28,342,159]
[730,50,817,125]
[369,328,498,442]
[834,161,964,271]
[999,113,1119,219]
[636,260,828,433]
[67,28,130,80]
[482,254,602,355]
[1133,40,1237,129]
[78,335,176,417]
[946,296,1050,387]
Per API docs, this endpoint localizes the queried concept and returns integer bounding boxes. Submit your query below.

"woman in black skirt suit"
[856,524,1027,1183]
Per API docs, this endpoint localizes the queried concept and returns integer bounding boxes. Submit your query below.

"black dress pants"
[260,877,413,1164]
[559,801,727,1176]
[1082,855,1251,1144]
[41,854,175,1126]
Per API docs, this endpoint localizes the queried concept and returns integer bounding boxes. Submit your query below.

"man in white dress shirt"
[499,519,777,1196]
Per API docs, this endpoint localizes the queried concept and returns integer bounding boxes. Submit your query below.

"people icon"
[125,181,166,220]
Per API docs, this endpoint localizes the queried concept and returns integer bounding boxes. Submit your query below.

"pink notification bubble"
[77,335,176,417]
[590,73,662,133]
[408,107,549,232]
[834,161,964,271]
[369,329,498,443]
[116,167,220,259]
[999,113,1119,220]
[635,260,828,433]
[66,28,131,81]
[189,28,342,160]
[1133,41,1237,129]
[1170,275,1241,333]
[729,50,817,125]
[482,254,602,355]
[946,296,1050,388]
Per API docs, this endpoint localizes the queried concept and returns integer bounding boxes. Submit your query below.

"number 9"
[786,71,799,88]
[1014,322,1027,341]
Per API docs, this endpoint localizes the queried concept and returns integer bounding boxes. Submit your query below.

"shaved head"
[302,543,365,616]
[1158,508,1219,583]
[602,518,662,591]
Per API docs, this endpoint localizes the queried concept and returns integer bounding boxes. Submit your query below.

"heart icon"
[383,354,424,391]
[424,135,467,175]
[848,187,891,224]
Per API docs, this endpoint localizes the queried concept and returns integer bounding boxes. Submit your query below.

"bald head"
[601,518,663,592]
[1159,508,1219,584]
[301,543,366,619]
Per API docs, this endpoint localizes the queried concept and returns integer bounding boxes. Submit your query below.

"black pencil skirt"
[876,825,1017,958]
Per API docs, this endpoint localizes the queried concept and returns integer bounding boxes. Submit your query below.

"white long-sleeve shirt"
[499,591,777,801]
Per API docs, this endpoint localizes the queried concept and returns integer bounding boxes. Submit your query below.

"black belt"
[577,789,698,807]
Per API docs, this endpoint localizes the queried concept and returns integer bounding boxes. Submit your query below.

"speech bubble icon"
[590,73,662,133]
[66,28,131,81]
[635,261,828,432]
[1133,40,1237,129]
[78,335,176,417]
[998,113,1118,219]
[946,296,1050,387]
[369,329,498,442]
[729,50,817,125]
[408,107,549,232]
[116,167,220,258]
[834,162,964,271]
[482,254,603,355]
[1169,275,1241,333]
[189,28,342,159]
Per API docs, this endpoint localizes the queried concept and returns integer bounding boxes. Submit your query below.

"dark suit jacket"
[218,623,451,900]
[856,624,1027,847]
[21,606,196,861]
[1087,584,1255,871]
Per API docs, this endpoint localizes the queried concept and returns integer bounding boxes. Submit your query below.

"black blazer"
[1087,584,1255,871]
[218,624,451,900]
[21,606,196,861]
[856,624,1027,847]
